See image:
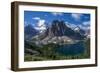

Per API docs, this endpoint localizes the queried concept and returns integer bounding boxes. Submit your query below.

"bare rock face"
[31,20,86,45]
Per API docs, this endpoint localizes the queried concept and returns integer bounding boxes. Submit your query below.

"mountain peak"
[48,20,67,36]
[74,26,86,36]
[44,20,85,40]
[74,26,81,31]
[24,24,38,40]
[31,20,86,45]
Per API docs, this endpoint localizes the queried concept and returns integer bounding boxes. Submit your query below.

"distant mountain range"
[24,24,38,39]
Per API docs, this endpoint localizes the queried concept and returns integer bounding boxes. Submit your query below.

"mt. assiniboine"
[26,20,87,45]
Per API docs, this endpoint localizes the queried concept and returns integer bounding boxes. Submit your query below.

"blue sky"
[24,11,90,31]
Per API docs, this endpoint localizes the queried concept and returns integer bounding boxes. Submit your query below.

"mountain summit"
[32,20,86,45]
[45,20,85,40]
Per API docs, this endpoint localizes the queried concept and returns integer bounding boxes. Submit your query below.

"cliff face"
[31,20,85,45]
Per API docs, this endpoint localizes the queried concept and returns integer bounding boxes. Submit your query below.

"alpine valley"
[24,20,90,61]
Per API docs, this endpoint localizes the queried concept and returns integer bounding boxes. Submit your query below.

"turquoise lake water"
[55,41,85,56]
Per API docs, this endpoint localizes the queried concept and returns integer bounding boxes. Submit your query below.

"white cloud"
[78,25,90,30]
[82,21,90,26]
[37,20,45,27]
[32,17,46,32]
[34,19,46,32]
[71,13,83,20]
[24,21,29,26]
[51,12,63,16]
[65,21,69,24]
[34,26,46,30]
[32,17,40,20]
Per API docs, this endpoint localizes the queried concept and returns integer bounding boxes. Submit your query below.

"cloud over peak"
[33,17,46,32]
[71,13,83,21]
[51,12,63,16]
[32,17,40,20]
[82,21,90,26]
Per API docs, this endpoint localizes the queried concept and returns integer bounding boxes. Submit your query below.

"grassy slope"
[24,39,90,61]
